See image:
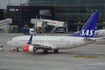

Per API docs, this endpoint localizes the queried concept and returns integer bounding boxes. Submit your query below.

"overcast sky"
[0,0,27,9]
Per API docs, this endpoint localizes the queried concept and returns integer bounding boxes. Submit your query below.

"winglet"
[27,35,33,44]
[71,12,99,38]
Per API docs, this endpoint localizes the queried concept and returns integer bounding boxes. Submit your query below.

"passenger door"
[72,38,76,46]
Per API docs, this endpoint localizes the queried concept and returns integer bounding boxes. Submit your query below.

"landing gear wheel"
[16,48,19,52]
[43,49,48,54]
[54,49,59,53]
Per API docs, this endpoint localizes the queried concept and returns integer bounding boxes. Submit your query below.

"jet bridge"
[42,19,65,33]
[0,18,12,33]
[31,18,66,33]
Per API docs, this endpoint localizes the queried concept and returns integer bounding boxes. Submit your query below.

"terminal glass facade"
[29,0,105,24]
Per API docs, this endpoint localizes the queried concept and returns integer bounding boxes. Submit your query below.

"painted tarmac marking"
[74,55,98,58]
[28,54,34,56]
[3,49,16,52]
[3,49,10,52]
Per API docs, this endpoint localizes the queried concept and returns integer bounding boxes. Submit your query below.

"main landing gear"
[43,49,48,54]
[43,49,59,54]
[54,49,59,53]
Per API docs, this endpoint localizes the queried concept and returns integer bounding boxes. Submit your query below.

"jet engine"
[22,45,37,52]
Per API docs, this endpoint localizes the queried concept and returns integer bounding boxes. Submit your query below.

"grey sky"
[0,0,27,9]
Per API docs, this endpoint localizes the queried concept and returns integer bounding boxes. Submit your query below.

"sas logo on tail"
[80,29,94,36]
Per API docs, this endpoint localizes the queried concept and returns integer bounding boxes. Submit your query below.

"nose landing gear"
[16,48,19,52]
[11,47,19,52]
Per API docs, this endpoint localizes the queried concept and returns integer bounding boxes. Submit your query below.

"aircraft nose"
[7,41,11,45]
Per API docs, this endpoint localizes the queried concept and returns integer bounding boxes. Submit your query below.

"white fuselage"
[7,36,94,49]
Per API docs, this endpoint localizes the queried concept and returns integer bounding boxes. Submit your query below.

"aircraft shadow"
[24,50,105,57]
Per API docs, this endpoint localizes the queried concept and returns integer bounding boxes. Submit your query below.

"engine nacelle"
[22,45,37,52]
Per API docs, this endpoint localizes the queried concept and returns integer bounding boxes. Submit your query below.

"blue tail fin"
[71,12,99,38]
[95,26,98,30]
[27,35,33,44]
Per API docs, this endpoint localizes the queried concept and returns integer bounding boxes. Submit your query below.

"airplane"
[7,12,100,54]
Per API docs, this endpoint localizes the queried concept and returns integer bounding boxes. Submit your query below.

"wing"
[32,43,57,50]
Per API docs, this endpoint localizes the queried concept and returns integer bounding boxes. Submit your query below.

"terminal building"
[7,6,54,32]
[7,0,105,32]
[0,9,4,20]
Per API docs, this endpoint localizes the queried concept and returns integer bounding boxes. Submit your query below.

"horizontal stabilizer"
[83,38,95,41]
[96,37,105,40]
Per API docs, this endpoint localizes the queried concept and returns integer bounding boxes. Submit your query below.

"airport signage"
[9,8,15,11]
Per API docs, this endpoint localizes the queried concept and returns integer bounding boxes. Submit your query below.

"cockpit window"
[9,39,13,41]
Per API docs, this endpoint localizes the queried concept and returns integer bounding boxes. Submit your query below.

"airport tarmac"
[0,33,105,70]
